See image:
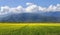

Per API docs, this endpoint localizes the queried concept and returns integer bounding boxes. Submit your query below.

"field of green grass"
[0,23,60,35]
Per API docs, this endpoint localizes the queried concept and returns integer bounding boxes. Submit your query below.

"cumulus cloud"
[39,6,46,12]
[10,6,23,13]
[26,2,34,6]
[0,2,60,15]
[46,4,60,12]
[0,6,9,12]
[46,5,56,11]
[0,6,10,15]
[0,5,24,15]
[25,4,39,13]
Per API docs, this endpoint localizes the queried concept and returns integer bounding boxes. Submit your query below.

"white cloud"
[0,6,10,15]
[10,6,23,13]
[26,2,34,6]
[0,3,60,15]
[0,6,9,12]
[56,4,60,11]
[25,4,39,13]
[0,5,24,15]
[46,5,57,11]
[39,4,60,12]
[39,6,46,12]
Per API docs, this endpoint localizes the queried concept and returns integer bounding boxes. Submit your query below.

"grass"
[0,23,60,35]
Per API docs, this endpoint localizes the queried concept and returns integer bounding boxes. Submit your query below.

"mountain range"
[0,11,60,22]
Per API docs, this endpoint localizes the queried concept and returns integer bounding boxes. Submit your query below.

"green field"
[0,23,60,35]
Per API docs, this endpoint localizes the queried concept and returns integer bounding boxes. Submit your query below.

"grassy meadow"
[0,23,60,35]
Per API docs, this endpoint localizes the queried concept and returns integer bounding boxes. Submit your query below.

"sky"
[0,0,39,7]
[0,0,60,15]
[0,0,60,7]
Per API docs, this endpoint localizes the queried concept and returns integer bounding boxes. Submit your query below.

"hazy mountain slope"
[0,12,60,22]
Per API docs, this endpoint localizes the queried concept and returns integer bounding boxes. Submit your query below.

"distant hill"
[0,11,60,22]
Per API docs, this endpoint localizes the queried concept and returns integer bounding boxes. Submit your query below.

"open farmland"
[0,23,60,35]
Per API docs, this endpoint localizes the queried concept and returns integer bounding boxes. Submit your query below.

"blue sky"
[0,0,38,7]
[0,0,60,7]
